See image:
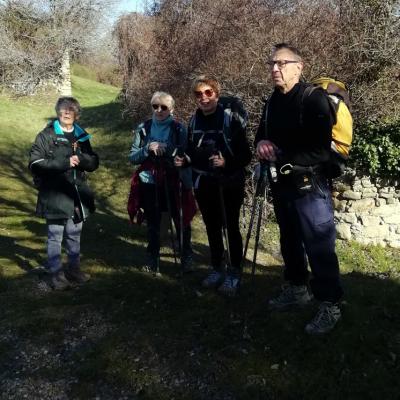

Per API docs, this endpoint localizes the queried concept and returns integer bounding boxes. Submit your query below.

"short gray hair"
[150,91,175,110]
[55,96,82,117]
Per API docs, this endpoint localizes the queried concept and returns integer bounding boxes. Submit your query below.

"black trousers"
[195,176,244,276]
[272,176,343,303]
[140,182,192,259]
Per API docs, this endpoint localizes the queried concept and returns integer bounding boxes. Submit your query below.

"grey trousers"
[46,218,83,273]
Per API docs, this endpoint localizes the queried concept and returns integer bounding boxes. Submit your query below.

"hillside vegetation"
[0,77,399,399]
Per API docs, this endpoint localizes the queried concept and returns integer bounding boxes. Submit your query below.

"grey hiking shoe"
[305,302,341,335]
[50,270,71,290]
[65,268,91,284]
[268,284,312,310]
[218,275,240,297]
[202,270,224,288]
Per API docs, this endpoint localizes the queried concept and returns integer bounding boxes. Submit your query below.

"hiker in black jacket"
[182,75,251,296]
[29,97,99,290]
[255,43,343,334]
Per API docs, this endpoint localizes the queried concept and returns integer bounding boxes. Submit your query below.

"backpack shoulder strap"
[136,119,151,147]
[299,84,336,126]
[222,103,234,156]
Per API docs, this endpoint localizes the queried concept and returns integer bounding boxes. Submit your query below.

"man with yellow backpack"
[255,43,352,334]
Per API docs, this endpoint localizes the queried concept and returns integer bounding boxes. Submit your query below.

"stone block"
[336,223,351,240]
[363,225,389,239]
[348,198,375,213]
[361,191,377,199]
[379,193,394,199]
[341,213,358,224]
[382,214,400,224]
[371,204,399,216]
[360,216,381,226]
[350,223,363,235]
[333,182,351,193]
[334,200,347,212]
[361,178,373,187]
[387,240,400,249]
[342,190,362,200]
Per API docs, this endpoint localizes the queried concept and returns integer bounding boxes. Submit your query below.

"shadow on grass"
[0,260,399,400]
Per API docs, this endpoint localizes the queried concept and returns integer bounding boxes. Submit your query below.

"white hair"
[150,91,175,110]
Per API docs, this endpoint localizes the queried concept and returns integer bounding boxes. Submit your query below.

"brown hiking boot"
[65,268,91,284]
[50,270,72,290]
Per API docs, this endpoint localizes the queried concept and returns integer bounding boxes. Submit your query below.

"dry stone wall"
[332,171,400,248]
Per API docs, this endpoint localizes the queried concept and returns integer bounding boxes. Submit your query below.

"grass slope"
[0,77,399,400]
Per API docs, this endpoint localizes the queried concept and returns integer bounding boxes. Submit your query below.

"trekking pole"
[173,146,185,276]
[239,162,268,286]
[250,162,269,289]
[178,177,184,273]
[217,162,232,271]
[241,161,271,340]
[163,160,179,269]
[153,158,161,274]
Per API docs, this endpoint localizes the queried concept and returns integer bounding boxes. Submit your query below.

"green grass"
[0,76,399,399]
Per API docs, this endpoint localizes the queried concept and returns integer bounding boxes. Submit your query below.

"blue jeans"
[272,176,343,303]
[46,218,83,273]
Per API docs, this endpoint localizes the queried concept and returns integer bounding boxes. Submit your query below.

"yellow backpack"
[303,77,353,177]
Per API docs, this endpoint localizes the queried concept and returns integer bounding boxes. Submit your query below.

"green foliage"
[351,121,400,179]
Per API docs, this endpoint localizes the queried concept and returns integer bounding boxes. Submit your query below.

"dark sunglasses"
[152,104,169,111]
[194,89,214,99]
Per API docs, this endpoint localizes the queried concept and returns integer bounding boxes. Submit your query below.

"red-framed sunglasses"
[194,89,214,99]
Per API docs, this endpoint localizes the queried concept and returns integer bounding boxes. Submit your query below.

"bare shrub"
[116,0,400,128]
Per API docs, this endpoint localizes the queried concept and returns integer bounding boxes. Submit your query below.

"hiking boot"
[202,270,224,289]
[268,284,312,310]
[181,254,194,273]
[50,270,71,290]
[65,268,91,284]
[144,254,159,274]
[305,302,341,335]
[218,275,240,297]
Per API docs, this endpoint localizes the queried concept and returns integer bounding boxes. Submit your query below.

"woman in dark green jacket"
[29,96,99,290]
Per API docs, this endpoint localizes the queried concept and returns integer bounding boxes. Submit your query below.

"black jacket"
[187,104,251,183]
[255,82,333,167]
[28,121,99,220]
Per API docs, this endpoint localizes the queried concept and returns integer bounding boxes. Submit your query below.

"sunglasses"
[152,104,169,111]
[194,89,214,99]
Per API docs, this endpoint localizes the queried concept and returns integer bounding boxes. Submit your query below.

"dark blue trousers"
[272,177,343,303]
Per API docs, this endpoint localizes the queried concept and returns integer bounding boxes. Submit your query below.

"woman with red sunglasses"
[129,91,195,275]
[182,75,251,296]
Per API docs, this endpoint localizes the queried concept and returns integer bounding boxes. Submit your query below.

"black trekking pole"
[173,145,185,276]
[250,162,270,291]
[212,151,232,272]
[163,160,179,269]
[239,162,269,289]
[153,158,161,274]
[218,183,232,271]
[241,161,272,340]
